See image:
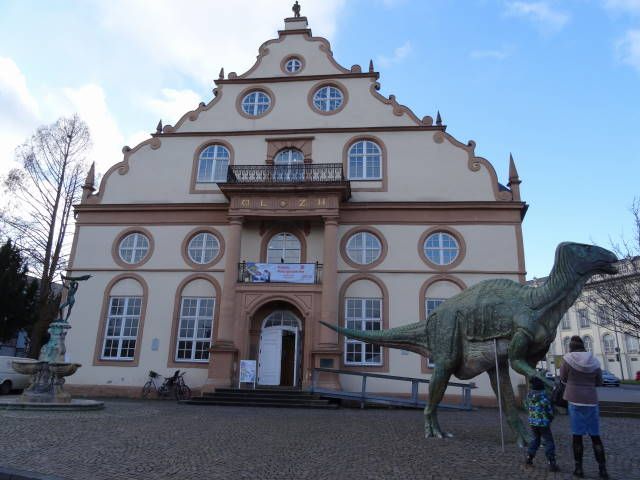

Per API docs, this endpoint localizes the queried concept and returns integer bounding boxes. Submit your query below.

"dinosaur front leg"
[424,363,454,439]
[488,364,531,448]
[508,331,554,388]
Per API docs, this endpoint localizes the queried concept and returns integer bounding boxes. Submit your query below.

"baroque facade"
[65,12,527,400]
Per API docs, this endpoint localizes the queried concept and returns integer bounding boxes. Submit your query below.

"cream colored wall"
[73,225,228,270]
[236,30,346,78]
[66,270,223,389]
[337,224,520,272]
[99,130,503,205]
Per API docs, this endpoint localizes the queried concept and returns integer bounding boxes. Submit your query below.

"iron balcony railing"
[238,261,322,284]
[226,163,345,184]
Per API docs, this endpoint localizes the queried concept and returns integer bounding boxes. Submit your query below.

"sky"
[0,0,638,279]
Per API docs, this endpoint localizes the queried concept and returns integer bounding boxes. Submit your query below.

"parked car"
[0,356,32,394]
[601,371,621,387]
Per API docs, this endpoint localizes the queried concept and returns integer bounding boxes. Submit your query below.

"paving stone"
[0,400,638,480]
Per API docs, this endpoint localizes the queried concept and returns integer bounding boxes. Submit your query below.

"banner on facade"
[245,262,315,284]
[239,360,257,387]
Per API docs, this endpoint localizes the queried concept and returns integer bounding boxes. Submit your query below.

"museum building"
[65,11,528,400]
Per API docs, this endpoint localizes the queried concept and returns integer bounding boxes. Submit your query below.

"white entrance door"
[258,328,282,385]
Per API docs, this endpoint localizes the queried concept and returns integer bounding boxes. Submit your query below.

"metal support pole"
[494,339,505,452]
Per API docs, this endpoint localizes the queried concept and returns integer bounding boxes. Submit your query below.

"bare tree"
[586,198,640,337]
[3,114,91,357]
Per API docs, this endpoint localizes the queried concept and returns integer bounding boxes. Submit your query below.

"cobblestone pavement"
[1,399,639,480]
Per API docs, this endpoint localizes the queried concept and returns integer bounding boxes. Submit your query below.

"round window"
[313,85,344,112]
[241,90,271,116]
[285,57,302,73]
[346,232,382,265]
[119,233,150,264]
[187,232,220,264]
[423,232,459,265]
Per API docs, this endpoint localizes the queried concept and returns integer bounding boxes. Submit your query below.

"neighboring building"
[65,10,527,402]
[531,258,640,380]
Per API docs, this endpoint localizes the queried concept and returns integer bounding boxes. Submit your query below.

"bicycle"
[141,370,191,401]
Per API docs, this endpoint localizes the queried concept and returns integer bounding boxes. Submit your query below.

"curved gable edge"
[433,130,515,202]
[368,81,433,127]
[85,136,162,204]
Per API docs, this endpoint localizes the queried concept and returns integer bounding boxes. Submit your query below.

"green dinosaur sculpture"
[321,242,617,446]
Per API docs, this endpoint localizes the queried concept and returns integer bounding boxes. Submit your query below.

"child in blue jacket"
[525,376,559,472]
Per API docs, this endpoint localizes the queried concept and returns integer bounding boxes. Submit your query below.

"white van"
[0,356,33,394]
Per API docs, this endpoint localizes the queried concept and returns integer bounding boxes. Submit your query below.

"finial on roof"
[508,153,520,181]
[218,68,224,80]
[369,59,374,73]
[81,162,96,202]
[507,153,522,201]
[436,111,442,126]
[292,1,301,18]
[156,120,163,134]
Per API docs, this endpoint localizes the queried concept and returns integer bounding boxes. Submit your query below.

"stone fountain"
[0,275,104,411]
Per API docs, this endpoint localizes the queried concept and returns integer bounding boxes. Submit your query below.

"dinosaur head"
[558,242,618,276]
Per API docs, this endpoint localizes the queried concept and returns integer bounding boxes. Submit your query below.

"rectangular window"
[597,306,610,326]
[102,297,142,360]
[344,297,382,366]
[577,309,590,328]
[561,314,571,330]
[176,297,215,362]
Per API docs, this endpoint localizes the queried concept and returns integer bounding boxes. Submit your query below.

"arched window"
[118,232,150,264]
[263,310,301,329]
[424,232,459,266]
[267,232,301,263]
[602,334,615,354]
[174,278,217,363]
[346,231,381,265]
[197,144,230,183]
[562,336,571,354]
[582,335,593,352]
[625,334,639,353]
[313,85,344,112]
[348,140,381,180]
[345,297,382,365]
[241,90,271,116]
[274,148,304,181]
[98,276,147,364]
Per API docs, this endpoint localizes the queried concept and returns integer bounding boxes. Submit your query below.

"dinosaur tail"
[319,320,429,356]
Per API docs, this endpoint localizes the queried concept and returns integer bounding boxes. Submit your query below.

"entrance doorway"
[257,310,302,387]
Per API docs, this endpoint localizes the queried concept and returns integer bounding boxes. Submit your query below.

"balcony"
[226,163,346,185]
[238,262,323,284]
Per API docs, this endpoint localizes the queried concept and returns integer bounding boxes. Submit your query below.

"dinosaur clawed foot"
[425,422,453,439]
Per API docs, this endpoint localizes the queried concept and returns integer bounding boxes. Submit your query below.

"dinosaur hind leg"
[488,363,531,448]
[424,362,455,439]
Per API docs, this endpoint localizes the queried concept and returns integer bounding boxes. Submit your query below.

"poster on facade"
[245,262,315,284]
[239,360,257,388]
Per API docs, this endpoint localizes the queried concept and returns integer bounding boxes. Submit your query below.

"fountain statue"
[1,274,104,410]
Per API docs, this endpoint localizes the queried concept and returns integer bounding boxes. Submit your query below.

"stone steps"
[182,388,339,409]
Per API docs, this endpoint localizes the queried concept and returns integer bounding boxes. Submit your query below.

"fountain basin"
[49,362,81,377]
[11,360,46,375]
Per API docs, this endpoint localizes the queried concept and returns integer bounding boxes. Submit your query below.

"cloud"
[145,88,202,125]
[504,1,570,32]
[470,46,514,60]
[603,0,640,14]
[617,29,640,71]
[377,41,412,68]
[96,0,346,85]
[0,57,41,175]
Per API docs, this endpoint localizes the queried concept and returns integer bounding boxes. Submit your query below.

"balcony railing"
[238,261,322,284]
[226,163,345,184]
